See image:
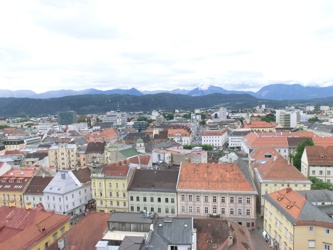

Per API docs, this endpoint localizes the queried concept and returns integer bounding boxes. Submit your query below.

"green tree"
[308,117,320,123]
[292,139,314,170]
[0,125,11,130]
[261,113,276,123]
[201,144,213,151]
[137,116,148,121]
[164,113,174,120]
[309,176,333,190]
[77,116,86,123]
[199,120,206,126]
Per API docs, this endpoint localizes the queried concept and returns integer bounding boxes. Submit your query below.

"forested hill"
[0,93,331,116]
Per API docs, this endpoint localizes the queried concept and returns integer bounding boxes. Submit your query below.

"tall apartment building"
[48,143,77,170]
[91,163,135,213]
[57,111,77,125]
[276,110,300,128]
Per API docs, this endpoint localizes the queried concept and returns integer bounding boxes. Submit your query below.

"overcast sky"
[1,0,333,93]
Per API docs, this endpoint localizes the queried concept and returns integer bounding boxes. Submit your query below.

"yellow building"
[253,153,312,214]
[0,167,37,207]
[48,143,77,169]
[91,162,134,213]
[0,205,70,249]
[263,188,333,250]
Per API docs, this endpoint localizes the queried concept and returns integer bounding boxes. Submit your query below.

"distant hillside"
[3,84,333,100]
[0,88,143,99]
[0,93,272,116]
[254,84,333,100]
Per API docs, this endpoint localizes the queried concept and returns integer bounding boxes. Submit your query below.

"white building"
[276,110,301,128]
[228,130,251,148]
[43,168,92,216]
[201,128,228,148]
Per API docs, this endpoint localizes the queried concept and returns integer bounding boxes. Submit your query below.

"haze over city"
[1,0,333,93]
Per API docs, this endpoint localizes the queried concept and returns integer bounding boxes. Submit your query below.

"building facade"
[91,163,135,213]
[48,143,77,170]
[201,128,228,148]
[43,169,92,216]
[128,169,178,216]
[263,188,333,250]
[177,162,258,229]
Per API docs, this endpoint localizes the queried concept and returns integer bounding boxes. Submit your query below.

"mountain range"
[3,84,333,100]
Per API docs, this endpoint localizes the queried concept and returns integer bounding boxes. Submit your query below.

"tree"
[77,116,86,123]
[137,116,148,121]
[199,120,206,126]
[308,117,320,123]
[261,113,276,123]
[308,176,333,190]
[292,139,314,170]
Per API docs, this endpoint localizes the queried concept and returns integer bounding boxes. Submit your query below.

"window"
[171,208,175,214]
[196,207,200,213]
[116,183,118,188]
[109,183,112,188]
[328,171,331,175]
[204,207,209,214]
[136,196,140,201]
[325,228,330,234]
[137,206,140,212]
[230,197,234,203]
[221,207,226,214]
[312,170,315,175]
[116,192,119,198]
[324,243,332,250]
[196,195,200,202]
[143,197,147,202]
[158,207,161,213]
[188,195,193,201]
[171,198,175,203]
[131,206,134,211]
[309,226,314,232]
[238,197,243,204]
[165,208,169,214]
[204,196,209,203]
[123,193,126,198]
[123,202,126,207]
[246,197,251,204]
[181,206,185,213]
[158,197,161,203]
[130,196,133,201]
[221,196,225,203]
[230,208,234,215]
[117,201,119,206]
[246,208,251,216]
[237,208,242,215]
[189,206,193,213]
[212,207,217,214]
[320,170,323,175]
[181,195,185,201]
[212,196,217,203]
[165,198,168,203]
[52,232,58,241]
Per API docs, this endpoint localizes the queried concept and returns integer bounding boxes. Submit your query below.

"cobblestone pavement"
[250,214,271,250]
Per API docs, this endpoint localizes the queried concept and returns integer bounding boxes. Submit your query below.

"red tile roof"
[202,128,228,136]
[255,156,310,181]
[127,155,151,165]
[267,188,306,220]
[168,129,190,137]
[304,146,333,165]
[0,206,70,249]
[243,121,277,129]
[48,212,110,250]
[102,163,130,177]
[177,162,256,192]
